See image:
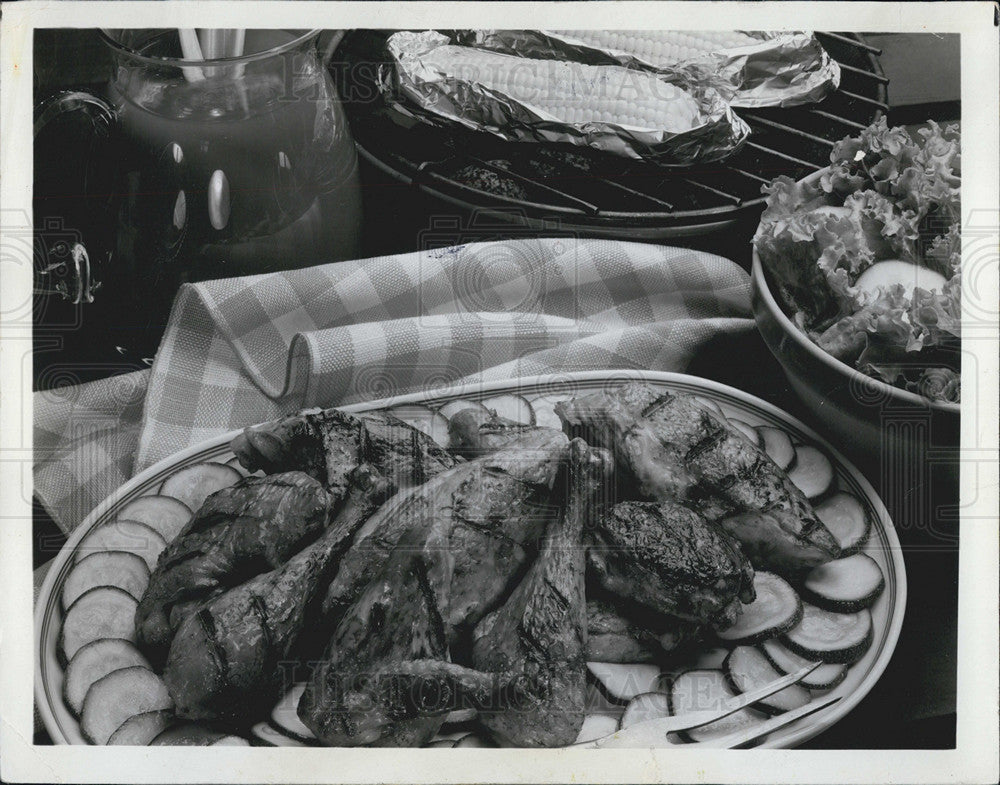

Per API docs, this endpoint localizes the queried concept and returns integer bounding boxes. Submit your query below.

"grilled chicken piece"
[556,383,840,573]
[300,430,569,747]
[585,598,699,663]
[162,466,391,721]
[472,439,613,748]
[135,472,332,655]
[448,407,547,455]
[589,500,754,630]
[139,409,456,656]
[231,407,456,497]
[318,428,568,631]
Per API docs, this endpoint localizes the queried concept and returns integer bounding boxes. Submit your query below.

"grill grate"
[335,31,887,238]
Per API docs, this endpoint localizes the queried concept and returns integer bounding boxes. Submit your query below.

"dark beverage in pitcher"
[34,29,362,377]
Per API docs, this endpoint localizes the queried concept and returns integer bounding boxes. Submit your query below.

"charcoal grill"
[333,31,887,241]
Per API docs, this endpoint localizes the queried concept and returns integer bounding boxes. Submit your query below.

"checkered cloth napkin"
[34,237,753,534]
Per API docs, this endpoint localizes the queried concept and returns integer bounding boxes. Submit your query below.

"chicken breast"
[556,383,840,573]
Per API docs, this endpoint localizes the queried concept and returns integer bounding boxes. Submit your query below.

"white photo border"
[1,2,997,783]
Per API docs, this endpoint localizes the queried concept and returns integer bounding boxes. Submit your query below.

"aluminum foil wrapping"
[465,30,842,109]
[382,30,751,166]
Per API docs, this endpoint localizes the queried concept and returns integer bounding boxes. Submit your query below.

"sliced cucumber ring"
[758,639,848,691]
[724,645,811,714]
[787,446,834,500]
[715,572,802,645]
[757,426,795,471]
[801,553,885,612]
[815,492,871,556]
[783,604,873,664]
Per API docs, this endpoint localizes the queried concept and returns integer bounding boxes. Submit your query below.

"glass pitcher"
[34,29,363,372]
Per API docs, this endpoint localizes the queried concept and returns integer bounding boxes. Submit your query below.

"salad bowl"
[750,120,961,469]
[752,247,959,464]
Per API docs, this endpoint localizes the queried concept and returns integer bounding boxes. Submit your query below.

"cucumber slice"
[62,550,150,609]
[159,462,242,514]
[801,553,885,612]
[388,405,451,448]
[81,666,173,745]
[75,520,167,571]
[715,572,802,645]
[815,493,871,556]
[480,394,535,425]
[211,735,251,746]
[525,394,566,430]
[114,495,192,543]
[728,418,762,446]
[107,709,174,746]
[574,714,620,744]
[723,646,811,714]
[63,638,151,716]
[667,669,765,744]
[249,722,308,747]
[787,446,835,500]
[619,691,671,730]
[783,604,873,664]
[758,639,848,691]
[269,683,317,743]
[584,683,628,718]
[586,662,662,702]
[59,586,139,663]
[756,426,795,471]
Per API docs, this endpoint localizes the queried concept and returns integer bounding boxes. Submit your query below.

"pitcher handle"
[33,90,117,305]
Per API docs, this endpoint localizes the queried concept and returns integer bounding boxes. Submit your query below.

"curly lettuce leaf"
[827,118,961,222]
[755,119,961,399]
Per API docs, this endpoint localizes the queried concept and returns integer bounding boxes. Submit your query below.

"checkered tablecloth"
[33,237,753,534]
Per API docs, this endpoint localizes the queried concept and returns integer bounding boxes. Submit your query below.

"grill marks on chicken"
[139,387,841,747]
[138,409,457,657]
[556,383,840,573]
[135,472,333,655]
[319,429,568,629]
[162,466,392,721]
[472,439,613,747]
[231,408,456,497]
[588,500,755,629]
[299,430,570,747]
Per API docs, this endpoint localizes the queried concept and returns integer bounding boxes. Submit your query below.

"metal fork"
[575,662,839,749]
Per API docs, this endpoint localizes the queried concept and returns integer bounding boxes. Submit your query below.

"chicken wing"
[138,407,457,655]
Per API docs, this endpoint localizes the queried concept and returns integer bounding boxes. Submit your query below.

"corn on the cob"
[549,30,760,67]
[421,44,702,132]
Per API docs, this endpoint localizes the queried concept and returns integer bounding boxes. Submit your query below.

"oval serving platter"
[36,370,905,748]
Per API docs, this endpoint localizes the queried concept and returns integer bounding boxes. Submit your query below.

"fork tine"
[660,660,824,735]
[696,695,842,749]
